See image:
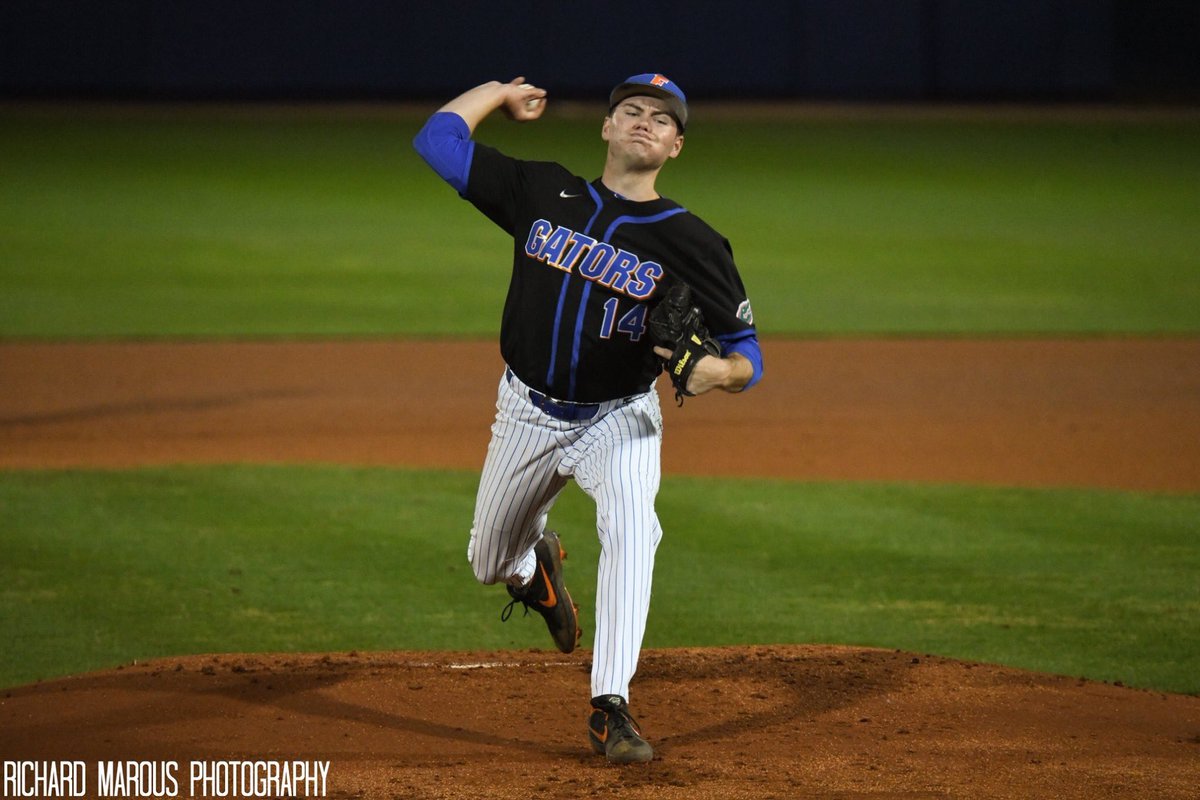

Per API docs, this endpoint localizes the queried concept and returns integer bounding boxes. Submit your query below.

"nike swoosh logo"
[536,562,557,609]
[590,717,608,742]
[559,190,580,198]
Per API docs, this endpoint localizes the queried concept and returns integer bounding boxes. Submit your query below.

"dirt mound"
[2,646,1197,799]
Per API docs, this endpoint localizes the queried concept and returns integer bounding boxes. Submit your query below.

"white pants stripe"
[467,370,663,701]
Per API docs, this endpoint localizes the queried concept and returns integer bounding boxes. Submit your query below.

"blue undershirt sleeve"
[412,111,475,194]
[716,332,764,391]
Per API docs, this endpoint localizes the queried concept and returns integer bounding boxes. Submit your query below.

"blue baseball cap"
[609,73,688,131]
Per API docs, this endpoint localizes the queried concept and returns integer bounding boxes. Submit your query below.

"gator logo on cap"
[651,74,670,87]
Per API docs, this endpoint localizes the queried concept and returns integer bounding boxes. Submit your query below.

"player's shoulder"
[475,144,575,177]
[520,157,578,180]
[660,202,733,252]
[657,199,721,234]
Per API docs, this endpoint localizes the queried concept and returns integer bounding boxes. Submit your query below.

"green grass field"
[2,467,1197,693]
[1,105,1198,336]
[1,105,1197,694]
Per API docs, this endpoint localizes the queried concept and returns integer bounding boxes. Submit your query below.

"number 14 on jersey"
[599,297,647,342]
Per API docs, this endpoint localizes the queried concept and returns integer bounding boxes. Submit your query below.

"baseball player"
[413,73,763,763]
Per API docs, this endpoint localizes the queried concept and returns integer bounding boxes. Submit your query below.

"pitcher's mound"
[2,645,1197,799]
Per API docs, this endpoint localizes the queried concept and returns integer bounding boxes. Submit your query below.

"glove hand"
[653,345,729,395]
[648,282,722,404]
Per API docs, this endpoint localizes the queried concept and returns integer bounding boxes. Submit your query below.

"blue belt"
[506,368,600,421]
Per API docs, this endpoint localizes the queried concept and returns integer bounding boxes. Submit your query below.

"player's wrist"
[719,354,752,393]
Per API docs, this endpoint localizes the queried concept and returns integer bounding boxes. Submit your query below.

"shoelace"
[500,595,534,622]
[596,700,642,736]
[605,712,644,746]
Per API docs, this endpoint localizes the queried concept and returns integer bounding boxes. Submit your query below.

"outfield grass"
[2,466,1196,694]
[1,105,1197,337]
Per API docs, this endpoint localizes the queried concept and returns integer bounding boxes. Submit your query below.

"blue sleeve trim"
[412,111,475,194]
[717,332,764,391]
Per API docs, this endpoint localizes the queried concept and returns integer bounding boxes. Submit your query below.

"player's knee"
[467,539,500,585]
[470,558,500,585]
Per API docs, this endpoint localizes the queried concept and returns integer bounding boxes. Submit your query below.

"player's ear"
[668,134,684,159]
[601,114,612,142]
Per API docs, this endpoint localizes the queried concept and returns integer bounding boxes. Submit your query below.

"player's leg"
[468,373,570,587]
[562,391,664,701]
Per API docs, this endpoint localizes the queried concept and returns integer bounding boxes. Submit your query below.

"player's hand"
[653,349,748,395]
[500,77,547,122]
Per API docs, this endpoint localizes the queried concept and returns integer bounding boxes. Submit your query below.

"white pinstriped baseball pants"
[467,369,664,701]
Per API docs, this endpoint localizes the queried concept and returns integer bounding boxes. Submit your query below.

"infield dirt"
[2,338,1198,799]
[3,338,1199,490]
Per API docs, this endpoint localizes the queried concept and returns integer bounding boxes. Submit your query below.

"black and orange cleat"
[500,530,581,653]
[587,694,653,763]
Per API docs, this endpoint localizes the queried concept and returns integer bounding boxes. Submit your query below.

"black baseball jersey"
[464,142,755,403]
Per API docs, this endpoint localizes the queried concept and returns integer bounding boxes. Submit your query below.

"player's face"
[602,96,684,169]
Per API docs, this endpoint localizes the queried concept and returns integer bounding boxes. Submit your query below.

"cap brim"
[609,85,687,131]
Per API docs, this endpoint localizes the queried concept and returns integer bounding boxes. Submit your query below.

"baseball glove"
[649,282,721,404]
